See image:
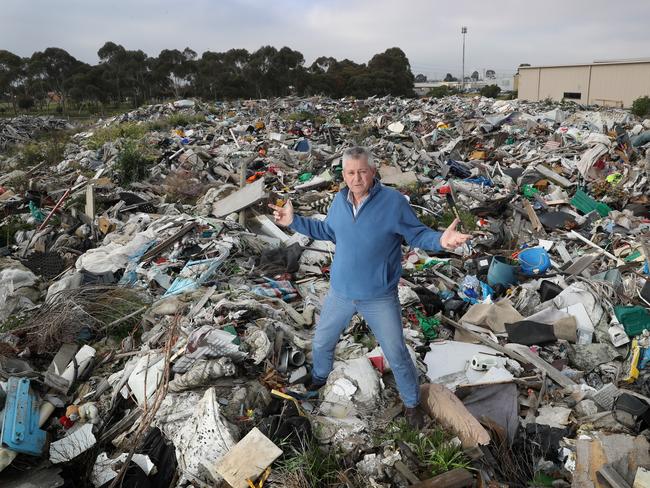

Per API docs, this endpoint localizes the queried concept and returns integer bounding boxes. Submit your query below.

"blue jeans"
[312,291,420,408]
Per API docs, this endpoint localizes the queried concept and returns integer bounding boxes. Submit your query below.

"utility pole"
[461,26,467,91]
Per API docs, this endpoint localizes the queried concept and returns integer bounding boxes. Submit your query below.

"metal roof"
[519,58,650,70]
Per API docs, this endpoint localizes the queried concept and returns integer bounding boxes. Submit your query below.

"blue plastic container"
[487,256,519,287]
[518,247,551,276]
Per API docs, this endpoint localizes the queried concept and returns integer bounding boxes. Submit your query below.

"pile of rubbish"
[0,115,72,149]
[1,94,650,488]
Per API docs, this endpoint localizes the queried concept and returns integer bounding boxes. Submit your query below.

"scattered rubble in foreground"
[1,94,650,487]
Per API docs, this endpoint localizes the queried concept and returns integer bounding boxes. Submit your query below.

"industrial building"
[518,59,650,108]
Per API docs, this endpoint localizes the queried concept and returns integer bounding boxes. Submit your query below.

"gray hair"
[342,146,375,169]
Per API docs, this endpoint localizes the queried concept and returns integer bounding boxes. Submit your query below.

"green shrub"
[17,96,35,110]
[287,111,326,125]
[632,96,650,118]
[480,84,501,98]
[114,140,154,184]
[1,217,33,246]
[427,85,459,98]
[19,143,43,166]
[336,107,369,126]
[18,132,68,168]
[86,122,149,150]
[164,113,206,128]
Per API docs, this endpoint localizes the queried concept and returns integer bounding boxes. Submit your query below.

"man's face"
[343,157,376,197]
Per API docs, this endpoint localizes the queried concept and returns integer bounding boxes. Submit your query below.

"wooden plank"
[570,230,625,266]
[238,156,252,226]
[535,164,572,188]
[439,315,529,365]
[214,427,282,488]
[141,222,196,263]
[411,468,474,488]
[522,199,543,233]
[85,184,95,220]
[505,343,575,387]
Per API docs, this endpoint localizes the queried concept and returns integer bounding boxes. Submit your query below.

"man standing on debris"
[270,146,471,427]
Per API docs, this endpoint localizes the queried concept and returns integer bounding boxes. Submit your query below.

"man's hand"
[268,199,294,227]
[440,218,472,250]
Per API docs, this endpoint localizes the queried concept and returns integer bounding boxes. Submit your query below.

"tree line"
[0,43,416,114]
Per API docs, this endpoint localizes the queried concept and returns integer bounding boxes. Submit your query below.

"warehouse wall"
[518,68,540,101]
[588,63,650,107]
[519,63,650,108]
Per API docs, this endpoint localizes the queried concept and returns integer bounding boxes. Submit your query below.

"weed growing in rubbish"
[0,314,28,334]
[164,113,206,128]
[426,441,471,476]
[287,111,326,125]
[274,435,344,488]
[16,130,72,168]
[114,140,155,185]
[0,216,34,246]
[22,285,148,354]
[336,107,369,126]
[86,122,149,150]
[437,209,476,231]
[379,418,471,478]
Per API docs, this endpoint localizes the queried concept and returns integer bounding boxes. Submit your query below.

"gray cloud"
[1,0,649,80]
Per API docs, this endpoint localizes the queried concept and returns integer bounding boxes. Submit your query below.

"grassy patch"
[86,113,206,148]
[0,314,28,334]
[379,419,471,478]
[163,172,207,205]
[336,107,369,126]
[15,130,73,169]
[287,111,326,125]
[147,113,206,131]
[23,285,148,353]
[164,112,206,128]
[436,209,476,231]
[348,124,377,145]
[86,122,149,150]
[274,436,344,488]
[19,143,43,166]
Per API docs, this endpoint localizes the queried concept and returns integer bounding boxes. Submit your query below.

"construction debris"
[0,94,650,487]
[0,116,71,149]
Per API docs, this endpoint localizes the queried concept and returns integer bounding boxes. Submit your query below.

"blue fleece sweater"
[290,180,443,300]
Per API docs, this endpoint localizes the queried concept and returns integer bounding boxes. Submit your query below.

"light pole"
[461,26,467,91]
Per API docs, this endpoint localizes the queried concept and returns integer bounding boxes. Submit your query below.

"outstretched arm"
[398,200,470,251]
[269,200,336,242]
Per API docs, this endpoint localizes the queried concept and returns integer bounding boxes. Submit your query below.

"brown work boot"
[305,373,326,392]
[405,406,426,429]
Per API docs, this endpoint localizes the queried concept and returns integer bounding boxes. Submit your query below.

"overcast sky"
[2,0,650,80]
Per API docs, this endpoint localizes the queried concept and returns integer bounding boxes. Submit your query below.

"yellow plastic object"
[270,389,305,416]
[624,339,641,383]
[247,467,271,488]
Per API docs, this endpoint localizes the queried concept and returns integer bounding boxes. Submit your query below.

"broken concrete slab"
[573,433,650,488]
[212,177,268,218]
[379,164,418,186]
